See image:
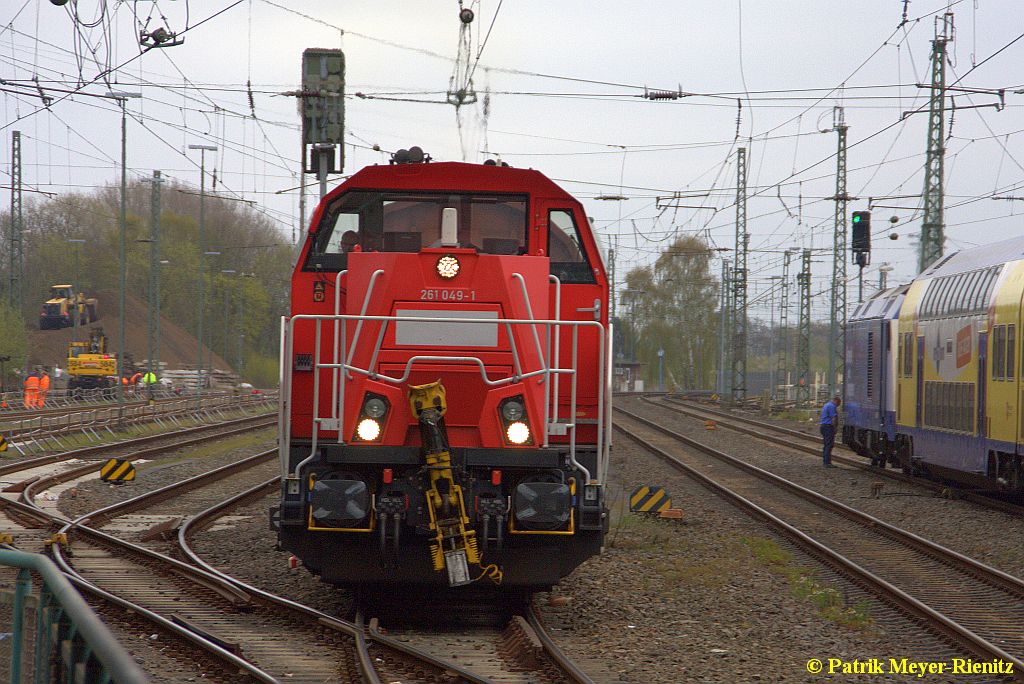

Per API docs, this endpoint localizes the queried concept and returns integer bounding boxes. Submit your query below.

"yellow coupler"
[408,380,492,585]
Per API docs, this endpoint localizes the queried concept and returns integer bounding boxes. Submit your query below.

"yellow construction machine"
[40,285,97,330]
[67,328,117,390]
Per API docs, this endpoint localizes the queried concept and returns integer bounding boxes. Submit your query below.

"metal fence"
[0,392,277,456]
[0,549,148,683]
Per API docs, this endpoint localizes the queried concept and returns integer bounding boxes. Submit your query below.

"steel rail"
[527,599,595,684]
[653,396,1024,516]
[178,478,505,684]
[72,448,277,527]
[40,459,355,682]
[0,410,274,479]
[615,406,1024,676]
[19,417,276,506]
[12,454,279,681]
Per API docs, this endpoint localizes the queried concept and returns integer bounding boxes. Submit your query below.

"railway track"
[615,405,1024,680]
[178,476,595,683]
[650,395,1024,516]
[4,424,571,683]
[0,393,274,455]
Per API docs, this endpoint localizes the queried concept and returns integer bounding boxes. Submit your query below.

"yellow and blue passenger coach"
[844,237,1024,490]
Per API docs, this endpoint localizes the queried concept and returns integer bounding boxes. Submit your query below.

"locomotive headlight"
[363,397,388,419]
[357,418,381,441]
[436,255,460,279]
[501,399,525,422]
[506,421,530,444]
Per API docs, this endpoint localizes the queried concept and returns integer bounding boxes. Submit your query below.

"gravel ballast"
[190,438,962,682]
[632,397,1024,580]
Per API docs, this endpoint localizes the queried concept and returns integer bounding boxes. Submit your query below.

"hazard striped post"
[629,485,671,513]
[99,458,136,484]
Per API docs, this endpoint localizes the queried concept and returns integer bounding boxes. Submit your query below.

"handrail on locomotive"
[279,306,609,489]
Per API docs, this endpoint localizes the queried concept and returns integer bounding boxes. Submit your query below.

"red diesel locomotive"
[274,150,611,588]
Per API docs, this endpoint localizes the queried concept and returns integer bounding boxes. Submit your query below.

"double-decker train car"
[842,284,908,467]
[274,151,611,588]
[843,236,1024,490]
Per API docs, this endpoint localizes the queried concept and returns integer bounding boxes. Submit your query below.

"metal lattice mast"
[775,250,792,398]
[828,107,848,396]
[718,259,731,398]
[8,131,23,313]
[919,12,953,273]
[796,249,812,406]
[730,147,748,403]
[148,171,163,381]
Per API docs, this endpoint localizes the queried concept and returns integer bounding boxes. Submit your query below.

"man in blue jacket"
[819,395,841,467]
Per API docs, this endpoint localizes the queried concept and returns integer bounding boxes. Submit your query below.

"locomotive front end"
[275,160,610,588]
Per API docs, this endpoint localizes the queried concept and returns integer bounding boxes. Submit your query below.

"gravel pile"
[632,397,1024,579]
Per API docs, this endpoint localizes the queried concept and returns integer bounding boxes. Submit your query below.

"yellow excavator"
[40,285,98,330]
[67,328,117,391]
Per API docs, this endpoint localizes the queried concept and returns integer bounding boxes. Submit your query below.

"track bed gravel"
[190,440,956,682]
[640,397,1024,579]
[56,429,276,519]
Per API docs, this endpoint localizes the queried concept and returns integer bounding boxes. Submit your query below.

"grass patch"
[775,409,817,422]
[138,428,275,470]
[742,536,873,629]
[607,512,684,552]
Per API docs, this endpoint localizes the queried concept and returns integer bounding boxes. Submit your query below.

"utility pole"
[775,250,792,400]
[829,107,849,398]
[719,259,732,398]
[608,235,617,320]
[796,249,812,406]
[148,170,163,394]
[731,147,748,403]
[107,90,142,422]
[188,144,218,408]
[8,131,22,314]
[919,12,953,273]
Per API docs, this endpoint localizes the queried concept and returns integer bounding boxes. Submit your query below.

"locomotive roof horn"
[390,146,431,165]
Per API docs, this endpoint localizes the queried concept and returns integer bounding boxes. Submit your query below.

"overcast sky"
[2,0,1023,321]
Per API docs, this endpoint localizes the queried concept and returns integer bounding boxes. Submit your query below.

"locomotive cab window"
[548,210,595,284]
[304,191,528,271]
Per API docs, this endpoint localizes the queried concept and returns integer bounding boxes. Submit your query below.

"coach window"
[938,276,956,316]
[950,274,969,315]
[993,325,1006,380]
[961,270,982,314]
[548,210,596,284]
[1009,325,1017,379]
[921,281,937,318]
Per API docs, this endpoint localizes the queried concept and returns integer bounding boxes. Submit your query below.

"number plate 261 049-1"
[420,289,475,302]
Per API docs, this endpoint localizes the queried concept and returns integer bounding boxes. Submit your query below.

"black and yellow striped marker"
[0,434,8,452]
[630,485,671,513]
[100,458,136,484]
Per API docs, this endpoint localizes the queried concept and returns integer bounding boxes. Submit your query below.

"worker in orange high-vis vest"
[38,370,50,408]
[23,372,39,410]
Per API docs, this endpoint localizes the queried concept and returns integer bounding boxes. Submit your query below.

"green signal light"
[852,215,861,223]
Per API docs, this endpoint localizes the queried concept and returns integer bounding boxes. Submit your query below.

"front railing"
[0,549,148,683]
[279,311,609,487]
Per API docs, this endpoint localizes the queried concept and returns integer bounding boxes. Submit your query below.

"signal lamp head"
[363,397,387,419]
[436,255,460,279]
[506,421,530,444]
[356,418,381,441]
[501,399,525,422]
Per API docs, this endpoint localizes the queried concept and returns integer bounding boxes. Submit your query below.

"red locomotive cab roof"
[320,161,577,213]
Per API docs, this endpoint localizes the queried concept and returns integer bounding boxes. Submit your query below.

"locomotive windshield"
[305,192,528,271]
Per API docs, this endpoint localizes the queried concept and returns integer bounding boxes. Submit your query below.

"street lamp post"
[187,144,217,407]
[105,90,142,422]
